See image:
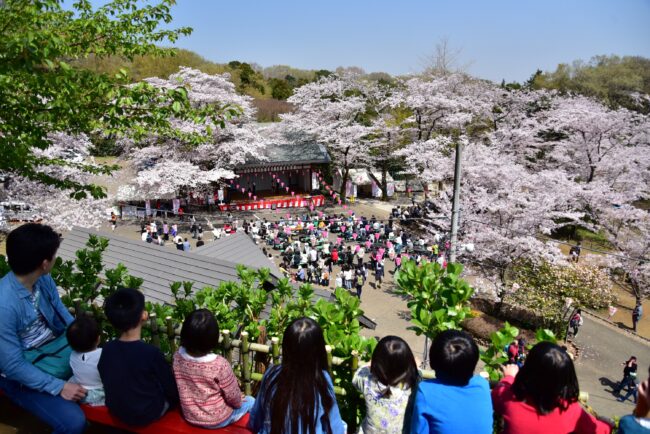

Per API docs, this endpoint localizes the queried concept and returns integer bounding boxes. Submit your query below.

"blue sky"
[90,0,650,83]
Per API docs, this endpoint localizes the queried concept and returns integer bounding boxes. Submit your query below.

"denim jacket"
[0,272,73,395]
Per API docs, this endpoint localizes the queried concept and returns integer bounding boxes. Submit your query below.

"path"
[573,312,650,418]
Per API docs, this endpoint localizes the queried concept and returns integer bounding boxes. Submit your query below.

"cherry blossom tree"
[283,74,378,202]
[2,133,111,230]
[119,67,267,200]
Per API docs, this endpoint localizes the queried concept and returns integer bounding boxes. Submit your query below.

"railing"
[72,298,436,398]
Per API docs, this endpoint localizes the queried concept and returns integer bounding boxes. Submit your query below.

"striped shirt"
[19,288,55,350]
[173,348,243,427]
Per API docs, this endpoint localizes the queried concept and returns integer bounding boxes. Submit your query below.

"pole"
[449,140,463,263]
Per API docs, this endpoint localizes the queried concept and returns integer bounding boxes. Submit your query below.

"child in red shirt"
[492,342,611,434]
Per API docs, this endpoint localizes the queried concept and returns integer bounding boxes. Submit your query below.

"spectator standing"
[633,301,643,333]
[618,366,650,433]
[569,309,583,337]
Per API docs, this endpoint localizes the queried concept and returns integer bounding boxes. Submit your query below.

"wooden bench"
[82,405,253,434]
[0,391,253,434]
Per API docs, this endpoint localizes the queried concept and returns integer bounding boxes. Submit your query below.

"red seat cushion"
[81,405,253,434]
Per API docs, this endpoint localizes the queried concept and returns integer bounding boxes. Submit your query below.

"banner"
[145,200,151,216]
[172,199,180,214]
[312,172,320,190]
[387,182,395,197]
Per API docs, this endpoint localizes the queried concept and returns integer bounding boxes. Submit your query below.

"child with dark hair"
[98,288,179,427]
[67,315,105,406]
[354,336,419,433]
[411,330,493,434]
[173,309,254,428]
[249,317,346,434]
[492,342,611,434]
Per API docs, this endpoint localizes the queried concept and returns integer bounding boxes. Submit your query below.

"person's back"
[67,315,105,406]
[411,330,492,434]
[98,288,178,426]
[249,317,345,434]
[354,336,418,434]
[174,310,254,428]
[492,342,611,434]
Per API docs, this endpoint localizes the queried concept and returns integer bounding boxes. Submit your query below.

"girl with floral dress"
[353,336,419,433]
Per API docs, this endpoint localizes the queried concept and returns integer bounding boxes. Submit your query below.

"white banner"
[312,172,320,190]
[172,199,180,213]
[145,200,151,216]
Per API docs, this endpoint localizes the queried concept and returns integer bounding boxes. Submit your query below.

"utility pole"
[449,140,463,263]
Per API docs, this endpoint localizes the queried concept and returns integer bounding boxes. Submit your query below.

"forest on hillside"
[75,49,650,120]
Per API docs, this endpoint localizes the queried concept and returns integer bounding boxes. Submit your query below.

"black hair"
[371,336,419,397]
[104,288,145,333]
[266,317,334,434]
[180,309,219,357]
[66,315,100,353]
[6,223,61,275]
[429,330,478,386]
[512,342,580,414]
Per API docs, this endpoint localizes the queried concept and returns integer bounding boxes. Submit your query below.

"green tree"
[395,260,474,339]
[269,78,293,100]
[0,0,227,199]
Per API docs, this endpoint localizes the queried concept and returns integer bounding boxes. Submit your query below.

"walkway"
[573,312,650,418]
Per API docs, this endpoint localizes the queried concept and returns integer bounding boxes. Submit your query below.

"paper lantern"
[348,210,353,215]
[322,231,328,238]
[310,205,315,211]
[253,195,257,200]
[318,211,323,217]
[352,233,358,240]
[236,184,240,189]
[291,191,295,196]
[374,233,380,240]
[336,237,342,245]
[241,188,245,193]
[248,192,252,198]
[365,225,370,232]
[343,205,347,210]
[285,186,289,192]
[286,213,291,219]
[365,240,372,249]
[337,199,341,204]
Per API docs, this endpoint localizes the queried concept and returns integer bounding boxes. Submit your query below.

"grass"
[575,228,615,250]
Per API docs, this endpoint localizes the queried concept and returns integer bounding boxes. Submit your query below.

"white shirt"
[70,348,103,390]
[310,250,318,261]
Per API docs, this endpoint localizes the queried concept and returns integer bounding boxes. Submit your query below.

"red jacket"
[492,376,611,434]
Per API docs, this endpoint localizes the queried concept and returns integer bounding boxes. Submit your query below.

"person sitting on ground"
[411,330,493,433]
[183,237,191,252]
[174,309,254,428]
[354,336,419,434]
[0,223,86,434]
[249,317,346,433]
[67,315,105,407]
[618,366,650,433]
[196,236,204,248]
[98,288,179,427]
[492,342,612,434]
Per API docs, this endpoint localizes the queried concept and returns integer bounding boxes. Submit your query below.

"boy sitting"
[411,330,493,434]
[98,288,179,426]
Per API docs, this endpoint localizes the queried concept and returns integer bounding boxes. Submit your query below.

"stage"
[218,194,325,212]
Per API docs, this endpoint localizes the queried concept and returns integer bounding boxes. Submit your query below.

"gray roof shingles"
[58,227,375,329]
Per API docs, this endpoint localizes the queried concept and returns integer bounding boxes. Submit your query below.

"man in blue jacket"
[0,223,87,433]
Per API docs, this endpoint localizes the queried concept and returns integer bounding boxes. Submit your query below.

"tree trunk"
[340,168,349,205]
[381,167,388,201]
